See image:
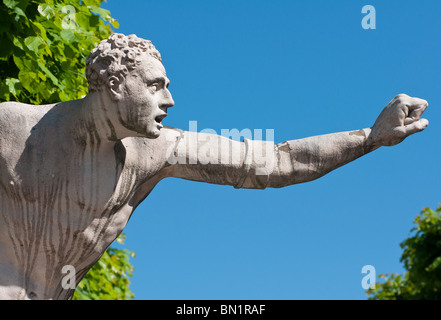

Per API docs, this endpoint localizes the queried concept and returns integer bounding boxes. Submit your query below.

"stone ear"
[107,75,124,101]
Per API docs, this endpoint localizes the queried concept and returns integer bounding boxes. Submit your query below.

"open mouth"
[154,114,167,128]
[155,114,167,124]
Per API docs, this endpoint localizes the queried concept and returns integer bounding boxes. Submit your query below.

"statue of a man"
[0,33,428,299]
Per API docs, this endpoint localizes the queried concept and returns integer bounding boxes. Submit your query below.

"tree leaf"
[60,29,77,42]
[37,61,60,88]
[18,70,37,92]
[24,36,44,53]
[30,21,48,42]
[5,78,21,97]
[3,0,19,9]
[87,5,111,20]
[12,36,25,50]
[13,6,26,19]
[37,3,55,19]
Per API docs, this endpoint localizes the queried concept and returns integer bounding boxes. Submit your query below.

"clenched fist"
[368,94,429,148]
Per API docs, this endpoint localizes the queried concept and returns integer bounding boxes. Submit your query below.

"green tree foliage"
[0,0,135,300]
[73,234,136,300]
[367,205,441,300]
[0,0,118,104]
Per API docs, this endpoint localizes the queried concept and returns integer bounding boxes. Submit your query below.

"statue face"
[118,54,174,138]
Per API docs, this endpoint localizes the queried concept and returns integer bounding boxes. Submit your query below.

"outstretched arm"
[165,94,428,189]
[270,94,428,188]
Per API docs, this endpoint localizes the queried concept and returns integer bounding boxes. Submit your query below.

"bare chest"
[0,139,165,249]
[0,142,168,286]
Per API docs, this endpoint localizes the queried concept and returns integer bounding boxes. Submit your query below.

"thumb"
[404,118,429,135]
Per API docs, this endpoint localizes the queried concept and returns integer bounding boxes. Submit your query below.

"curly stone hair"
[85,33,162,93]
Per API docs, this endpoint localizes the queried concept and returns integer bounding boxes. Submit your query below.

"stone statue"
[0,33,429,300]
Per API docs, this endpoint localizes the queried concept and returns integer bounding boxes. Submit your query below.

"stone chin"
[117,117,163,139]
[144,128,162,139]
[130,124,163,139]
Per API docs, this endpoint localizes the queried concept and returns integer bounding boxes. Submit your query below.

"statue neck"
[72,92,133,145]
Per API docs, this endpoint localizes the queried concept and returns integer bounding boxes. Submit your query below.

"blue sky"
[102,0,441,299]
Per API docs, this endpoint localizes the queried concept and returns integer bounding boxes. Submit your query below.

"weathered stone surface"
[0,33,428,299]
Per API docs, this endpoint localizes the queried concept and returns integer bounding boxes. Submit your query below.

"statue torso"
[0,102,171,299]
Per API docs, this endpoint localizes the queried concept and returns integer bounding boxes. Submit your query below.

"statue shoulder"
[0,101,26,115]
[0,101,53,121]
[0,101,36,110]
[0,101,53,157]
[119,126,184,175]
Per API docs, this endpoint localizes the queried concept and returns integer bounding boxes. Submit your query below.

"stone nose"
[161,88,174,109]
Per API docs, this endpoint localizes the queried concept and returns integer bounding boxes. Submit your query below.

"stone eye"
[148,83,160,92]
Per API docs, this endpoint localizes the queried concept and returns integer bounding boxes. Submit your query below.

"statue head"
[86,33,174,139]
